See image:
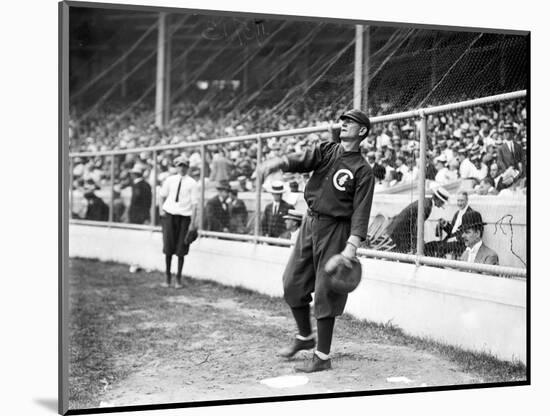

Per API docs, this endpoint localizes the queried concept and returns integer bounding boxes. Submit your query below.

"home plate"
[260,375,310,388]
[386,376,413,384]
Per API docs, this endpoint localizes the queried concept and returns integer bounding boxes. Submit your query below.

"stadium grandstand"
[68,6,527,272]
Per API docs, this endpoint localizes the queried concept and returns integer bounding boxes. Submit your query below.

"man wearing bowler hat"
[459,210,499,265]
[205,180,232,232]
[280,209,303,243]
[257,109,375,372]
[159,155,199,288]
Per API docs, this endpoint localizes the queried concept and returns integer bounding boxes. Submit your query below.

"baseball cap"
[339,109,371,130]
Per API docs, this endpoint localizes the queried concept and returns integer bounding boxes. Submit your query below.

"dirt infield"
[68,258,526,411]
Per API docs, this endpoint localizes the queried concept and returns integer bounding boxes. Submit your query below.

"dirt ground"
[68,258,523,411]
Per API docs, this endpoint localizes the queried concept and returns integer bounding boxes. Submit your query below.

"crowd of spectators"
[69,92,527,234]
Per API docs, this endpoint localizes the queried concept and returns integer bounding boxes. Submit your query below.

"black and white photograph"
[56,0,535,414]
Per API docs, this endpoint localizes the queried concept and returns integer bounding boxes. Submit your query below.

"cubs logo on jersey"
[332,169,354,191]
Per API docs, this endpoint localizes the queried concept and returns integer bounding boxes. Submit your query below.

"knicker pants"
[282,214,350,319]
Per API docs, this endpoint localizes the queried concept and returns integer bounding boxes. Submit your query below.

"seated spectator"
[363,150,385,183]
[261,180,294,238]
[425,191,472,258]
[474,177,498,195]
[128,165,152,224]
[83,180,109,222]
[434,155,456,185]
[280,209,303,243]
[471,154,488,182]
[459,210,499,265]
[228,184,248,234]
[205,180,231,232]
[71,178,87,219]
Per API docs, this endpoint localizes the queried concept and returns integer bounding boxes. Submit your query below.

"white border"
[3,0,546,415]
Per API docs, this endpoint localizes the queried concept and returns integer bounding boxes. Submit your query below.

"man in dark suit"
[459,210,499,265]
[83,179,109,222]
[128,165,152,224]
[261,180,294,238]
[205,180,231,232]
[496,123,524,189]
[386,186,450,254]
[363,151,386,182]
[228,184,249,234]
[425,191,473,258]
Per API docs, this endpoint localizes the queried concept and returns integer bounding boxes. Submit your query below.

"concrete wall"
[69,224,526,363]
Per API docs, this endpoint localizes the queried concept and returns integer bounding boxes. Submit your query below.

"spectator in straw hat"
[205,180,231,232]
[425,191,472,258]
[459,210,499,265]
[128,164,152,224]
[386,185,450,254]
[261,180,294,238]
[159,154,199,288]
[280,209,303,243]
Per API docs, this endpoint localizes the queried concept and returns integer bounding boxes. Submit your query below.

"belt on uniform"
[307,208,348,222]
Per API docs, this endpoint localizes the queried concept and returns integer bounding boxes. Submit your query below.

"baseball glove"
[185,228,199,245]
[324,254,362,294]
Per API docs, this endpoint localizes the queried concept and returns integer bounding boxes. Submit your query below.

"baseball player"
[257,109,375,372]
[159,155,199,288]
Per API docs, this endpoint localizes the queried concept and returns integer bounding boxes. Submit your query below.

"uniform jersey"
[285,141,375,240]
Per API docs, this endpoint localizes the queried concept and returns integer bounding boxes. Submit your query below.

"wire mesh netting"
[67,8,527,274]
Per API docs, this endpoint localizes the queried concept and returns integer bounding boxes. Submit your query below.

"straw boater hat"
[283,209,303,223]
[130,164,144,174]
[432,186,450,205]
[269,180,285,194]
[435,154,447,164]
[173,154,190,167]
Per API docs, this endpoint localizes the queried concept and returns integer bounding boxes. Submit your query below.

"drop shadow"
[34,398,58,413]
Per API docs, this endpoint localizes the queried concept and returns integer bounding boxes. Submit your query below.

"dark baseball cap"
[339,109,371,130]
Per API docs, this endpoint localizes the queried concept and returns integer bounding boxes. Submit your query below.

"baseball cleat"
[294,354,332,373]
[277,337,315,358]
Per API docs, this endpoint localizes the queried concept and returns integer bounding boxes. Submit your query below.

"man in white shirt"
[434,155,454,185]
[471,154,488,182]
[425,191,471,258]
[159,155,199,288]
[459,210,499,265]
[458,149,477,180]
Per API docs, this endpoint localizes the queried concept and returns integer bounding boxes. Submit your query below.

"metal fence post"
[151,150,158,229]
[199,144,206,231]
[254,135,263,242]
[68,157,73,219]
[416,112,428,262]
[109,155,115,226]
